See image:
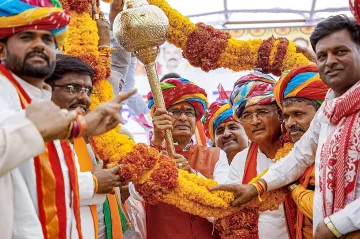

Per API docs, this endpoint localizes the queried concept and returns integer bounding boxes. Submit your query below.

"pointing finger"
[113,88,137,103]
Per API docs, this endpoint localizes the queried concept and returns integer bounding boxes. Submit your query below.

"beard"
[5,49,55,79]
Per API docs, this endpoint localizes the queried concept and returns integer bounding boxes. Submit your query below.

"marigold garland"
[216,143,294,238]
[63,0,305,223]
[148,0,311,75]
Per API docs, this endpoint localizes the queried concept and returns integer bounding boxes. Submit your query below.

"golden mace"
[113,0,175,156]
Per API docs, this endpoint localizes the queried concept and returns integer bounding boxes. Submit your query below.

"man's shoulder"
[0,73,18,94]
[231,147,249,166]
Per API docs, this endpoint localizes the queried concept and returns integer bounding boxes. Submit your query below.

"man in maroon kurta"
[131,78,229,239]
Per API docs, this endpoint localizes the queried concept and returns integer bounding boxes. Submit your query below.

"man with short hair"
[0,1,134,237]
[225,72,291,239]
[273,65,328,239]
[132,77,229,239]
[213,15,360,239]
[47,54,134,239]
[203,86,247,164]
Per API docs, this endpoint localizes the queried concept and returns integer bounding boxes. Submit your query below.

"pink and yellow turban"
[274,65,329,109]
[230,71,277,120]
[0,0,70,49]
[147,78,208,121]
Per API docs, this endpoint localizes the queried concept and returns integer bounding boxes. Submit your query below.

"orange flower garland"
[216,143,294,238]
[61,0,302,222]
[148,0,311,75]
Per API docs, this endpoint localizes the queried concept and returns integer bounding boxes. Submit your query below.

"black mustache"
[24,50,49,64]
[288,125,305,133]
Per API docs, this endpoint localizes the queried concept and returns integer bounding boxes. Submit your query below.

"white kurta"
[228,148,288,239]
[262,85,360,235]
[0,73,80,238]
[0,114,45,239]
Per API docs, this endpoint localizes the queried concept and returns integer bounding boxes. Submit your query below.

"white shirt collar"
[13,73,52,100]
[325,81,360,101]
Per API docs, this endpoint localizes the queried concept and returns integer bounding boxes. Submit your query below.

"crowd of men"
[0,0,359,239]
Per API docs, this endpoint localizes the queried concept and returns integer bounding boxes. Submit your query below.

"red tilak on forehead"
[180,105,185,111]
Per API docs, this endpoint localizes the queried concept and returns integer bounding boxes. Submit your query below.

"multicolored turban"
[203,84,233,141]
[230,71,277,119]
[147,78,208,121]
[203,100,233,141]
[0,0,70,49]
[274,65,329,109]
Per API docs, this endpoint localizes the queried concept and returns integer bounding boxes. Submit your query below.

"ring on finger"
[178,163,183,168]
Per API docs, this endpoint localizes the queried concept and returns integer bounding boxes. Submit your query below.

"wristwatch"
[324,217,342,238]
[288,183,299,192]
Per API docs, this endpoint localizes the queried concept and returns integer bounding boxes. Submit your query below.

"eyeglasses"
[240,108,277,123]
[51,83,94,97]
[168,109,196,119]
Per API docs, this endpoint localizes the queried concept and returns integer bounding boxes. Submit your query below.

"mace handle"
[144,62,175,157]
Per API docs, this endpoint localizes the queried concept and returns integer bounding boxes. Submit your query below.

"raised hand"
[26,100,77,142]
[84,89,137,136]
[210,183,258,207]
[152,108,173,146]
[92,160,123,194]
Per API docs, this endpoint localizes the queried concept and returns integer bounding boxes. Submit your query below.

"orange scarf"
[75,138,125,239]
[295,165,314,239]
[73,137,99,239]
[0,64,83,239]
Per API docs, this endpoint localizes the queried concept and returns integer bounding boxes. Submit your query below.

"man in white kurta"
[0,100,79,239]
[228,149,288,238]
[214,15,360,238]
[226,72,289,239]
[0,73,82,238]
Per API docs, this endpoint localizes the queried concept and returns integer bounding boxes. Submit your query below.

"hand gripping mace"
[113,0,175,156]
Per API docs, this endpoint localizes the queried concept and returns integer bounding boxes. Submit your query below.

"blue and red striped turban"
[147,78,208,121]
[230,71,277,120]
[0,0,70,49]
[274,65,329,109]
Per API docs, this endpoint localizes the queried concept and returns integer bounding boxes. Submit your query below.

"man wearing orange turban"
[274,65,328,239]
[203,85,247,164]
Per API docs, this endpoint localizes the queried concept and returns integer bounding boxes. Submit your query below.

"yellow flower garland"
[62,0,303,221]
[148,0,311,75]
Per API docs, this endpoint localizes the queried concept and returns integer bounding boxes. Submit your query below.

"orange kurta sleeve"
[291,185,314,220]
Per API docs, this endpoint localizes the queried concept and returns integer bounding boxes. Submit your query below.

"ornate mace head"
[112,0,175,156]
[112,0,169,64]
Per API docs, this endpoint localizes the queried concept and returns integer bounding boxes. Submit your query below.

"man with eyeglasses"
[131,77,229,239]
[46,54,136,239]
[222,72,291,239]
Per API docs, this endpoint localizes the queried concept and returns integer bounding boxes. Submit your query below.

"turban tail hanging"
[147,78,208,121]
[0,0,70,49]
[274,65,329,108]
[230,71,276,120]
